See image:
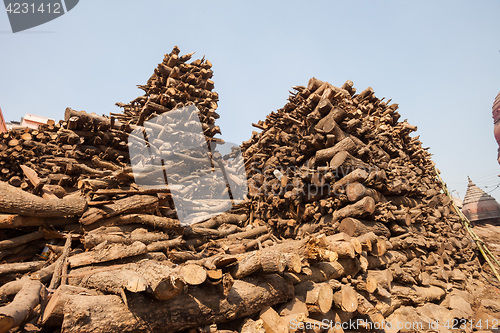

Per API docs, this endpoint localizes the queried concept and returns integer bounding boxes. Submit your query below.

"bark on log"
[339,218,391,238]
[345,182,387,203]
[330,151,370,174]
[316,137,356,162]
[80,195,158,225]
[333,285,358,313]
[0,181,86,217]
[0,214,74,229]
[42,285,101,327]
[332,169,369,193]
[295,281,333,314]
[0,230,44,250]
[332,197,375,222]
[68,241,148,267]
[70,260,185,301]
[83,228,171,249]
[0,279,45,333]
[60,274,294,333]
[87,214,180,231]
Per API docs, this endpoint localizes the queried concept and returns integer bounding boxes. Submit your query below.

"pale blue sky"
[1,1,499,201]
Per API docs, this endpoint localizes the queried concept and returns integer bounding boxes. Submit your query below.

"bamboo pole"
[435,169,500,282]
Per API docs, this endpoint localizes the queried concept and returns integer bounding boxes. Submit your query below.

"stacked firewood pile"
[0,48,482,333]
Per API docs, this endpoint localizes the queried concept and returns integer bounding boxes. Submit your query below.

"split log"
[285,259,361,284]
[295,281,333,314]
[367,269,393,292]
[386,196,422,208]
[0,181,86,217]
[332,284,358,313]
[324,238,355,258]
[48,234,72,290]
[259,306,287,333]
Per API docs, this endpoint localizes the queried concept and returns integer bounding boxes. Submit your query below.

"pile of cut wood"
[0,48,482,333]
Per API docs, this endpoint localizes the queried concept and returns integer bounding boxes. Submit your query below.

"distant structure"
[462,177,500,225]
[493,91,500,164]
[20,113,52,129]
[0,107,7,133]
[0,108,53,133]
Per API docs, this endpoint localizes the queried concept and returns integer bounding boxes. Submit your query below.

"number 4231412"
[5,2,62,14]
[444,318,499,330]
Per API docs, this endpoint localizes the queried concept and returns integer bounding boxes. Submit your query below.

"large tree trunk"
[60,274,294,333]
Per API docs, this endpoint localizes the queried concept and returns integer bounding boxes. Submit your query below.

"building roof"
[462,177,500,222]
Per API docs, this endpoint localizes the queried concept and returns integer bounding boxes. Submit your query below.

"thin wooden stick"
[436,169,500,282]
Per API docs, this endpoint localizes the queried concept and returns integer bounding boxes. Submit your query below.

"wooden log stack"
[0,49,482,333]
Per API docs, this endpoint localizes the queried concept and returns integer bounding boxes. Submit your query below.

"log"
[70,260,185,301]
[330,151,370,174]
[83,228,171,249]
[332,169,369,193]
[231,249,285,279]
[79,195,158,225]
[0,212,71,229]
[178,264,207,285]
[332,197,375,222]
[0,181,86,217]
[0,279,45,333]
[42,285,101,327]
[345,182,387,203]
[339,218,391,238]
[0,261,45,275]
[295,281,333,314]
[259,306,287,333]
[316,137,356,162]
[68,241,148,267]
[146,236,184,252]
[0,230,44,250]
[87,214,180,231]
[61,274,294,333]
[332,285,358,313]
[324,238,356,258]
